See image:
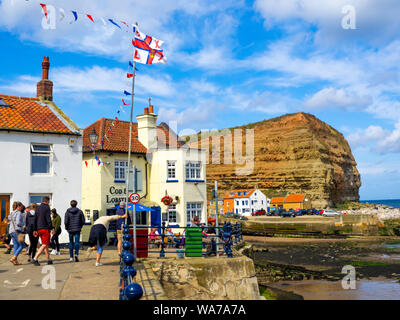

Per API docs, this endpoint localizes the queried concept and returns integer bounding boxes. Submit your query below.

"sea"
[361,199,400,209]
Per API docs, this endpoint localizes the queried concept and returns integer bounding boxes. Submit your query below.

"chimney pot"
[149,105,154,113]
[144,107,149,114]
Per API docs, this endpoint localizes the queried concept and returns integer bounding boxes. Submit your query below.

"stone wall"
[146,256,263,300]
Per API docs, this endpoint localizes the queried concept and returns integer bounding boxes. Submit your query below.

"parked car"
[252,209,266,216]
[239,216,248,221]
[280,209,296,218]
[322,209,341,217]
[295,209,307,216]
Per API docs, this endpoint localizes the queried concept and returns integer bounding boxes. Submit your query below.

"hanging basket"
[161,195,173,206]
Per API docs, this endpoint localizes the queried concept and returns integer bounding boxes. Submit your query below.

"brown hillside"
[189,112,361,208]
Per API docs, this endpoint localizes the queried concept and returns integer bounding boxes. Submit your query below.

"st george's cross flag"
[132,26,166,65]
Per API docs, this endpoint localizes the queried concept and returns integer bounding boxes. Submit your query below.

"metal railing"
[118,221,243,300]
[122,221,243,258]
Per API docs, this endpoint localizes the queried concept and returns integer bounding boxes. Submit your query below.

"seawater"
[361,199,400,209]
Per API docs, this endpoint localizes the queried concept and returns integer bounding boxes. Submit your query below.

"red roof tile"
[82,118,184,154]
[224,189,255,199]
[284,194,306,203]
[0,94,76,135]
[271,197,285,204]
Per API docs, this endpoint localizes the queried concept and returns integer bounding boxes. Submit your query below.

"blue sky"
[1,0,400,200]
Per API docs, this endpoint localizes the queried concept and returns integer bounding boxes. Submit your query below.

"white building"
[226,189,270,216]
[0,57,82,243]
[137,106,207,226]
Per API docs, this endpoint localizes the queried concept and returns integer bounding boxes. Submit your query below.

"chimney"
[36,56,53,101]
[149,105,154,113]
[136,106,158,149]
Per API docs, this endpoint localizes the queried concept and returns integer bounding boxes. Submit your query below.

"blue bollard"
[124,283,143,300]
[123,252,135,266]
[123,233,132,241]
[122,240,132,250]
[122,265,137,279]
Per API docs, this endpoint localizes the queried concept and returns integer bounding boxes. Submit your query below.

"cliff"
[189,112,360,208]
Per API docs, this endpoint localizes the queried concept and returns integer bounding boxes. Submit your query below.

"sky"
[0,0,400,200]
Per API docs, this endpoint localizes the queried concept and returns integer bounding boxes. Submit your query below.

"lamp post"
[89,128,98,149]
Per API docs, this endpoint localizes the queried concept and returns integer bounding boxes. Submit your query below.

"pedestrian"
[20,204,29,254]
[50,209,62,256]
[64,200,85,262]
[8,202,26,265]
[116,201,132,256]
[87,213,127,267]
[32,196,54,266]
[25,204,38,262]
[2,218,11,254]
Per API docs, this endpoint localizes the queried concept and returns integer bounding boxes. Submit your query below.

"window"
[185,162,201,180]
[186,202,202,223]
[242,200,245,205]
[29,194,51,205]
[115,160,128,181]
[167,161,176,180]
[168,204,177,223]
[136,211,147,225]
[85,210,91,223]
[236,200,239,206]
[31,144,52,174]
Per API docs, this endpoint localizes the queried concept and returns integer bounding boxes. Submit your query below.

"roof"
[284,194,306,203]
[83,118,184,153]
[271,197,285,204]
[224,189,255,199]
[0,94,79,135]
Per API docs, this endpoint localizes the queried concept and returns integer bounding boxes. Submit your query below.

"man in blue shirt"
[116,201,132,255]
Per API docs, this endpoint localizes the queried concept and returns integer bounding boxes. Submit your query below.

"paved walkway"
[0,246,120,300]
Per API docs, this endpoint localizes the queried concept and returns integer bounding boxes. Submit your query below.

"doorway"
[0,195,10,244]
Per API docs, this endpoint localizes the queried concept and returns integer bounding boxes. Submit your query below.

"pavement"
[0,246,120,300]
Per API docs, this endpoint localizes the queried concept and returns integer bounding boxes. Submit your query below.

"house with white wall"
[224,188,270,216]
[138,106,207,226]
[0,57,82,243]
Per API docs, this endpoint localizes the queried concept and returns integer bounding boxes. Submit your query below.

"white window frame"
[168,204,178,223]
[167,160,177,180]
[115,160,129,181]
[30,144,53,175]
[186,202,202,224]
[185,161,201,180]
[29,194,52,206]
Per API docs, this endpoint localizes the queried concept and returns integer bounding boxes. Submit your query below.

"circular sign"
[129,193,140,204]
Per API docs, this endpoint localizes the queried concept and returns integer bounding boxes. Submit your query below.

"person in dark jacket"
[32,196,54,266]
[50,209,62,255]
[64,200,85,262]
[25,204,38,262]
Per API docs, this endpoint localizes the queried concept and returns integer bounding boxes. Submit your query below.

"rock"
[189,112,360,208]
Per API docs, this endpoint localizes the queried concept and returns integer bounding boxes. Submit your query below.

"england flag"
[132,26,166,65]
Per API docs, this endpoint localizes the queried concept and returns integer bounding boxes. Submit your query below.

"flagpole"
[125,24,138,258]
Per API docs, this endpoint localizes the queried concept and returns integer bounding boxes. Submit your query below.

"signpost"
[214,181,219,258]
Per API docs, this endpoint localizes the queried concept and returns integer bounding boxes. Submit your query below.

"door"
[0,196,10,244]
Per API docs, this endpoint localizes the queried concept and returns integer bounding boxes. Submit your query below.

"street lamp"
[89,128,98,147]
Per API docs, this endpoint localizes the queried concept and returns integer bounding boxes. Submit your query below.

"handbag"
[10,213,26,243]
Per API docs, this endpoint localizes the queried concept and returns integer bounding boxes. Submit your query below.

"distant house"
[271,197,285,208]
[223,189,270,216]
[283,194,310,210]
[207,198,224,218]
[0,57,82,243]
[271,194,311,210]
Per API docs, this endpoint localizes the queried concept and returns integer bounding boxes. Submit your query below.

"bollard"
[222,222,233,258]
[160,221,166,258]
[124,283,143,300]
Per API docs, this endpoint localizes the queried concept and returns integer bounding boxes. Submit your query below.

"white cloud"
[347,121,400,154]
[303,87,372,111]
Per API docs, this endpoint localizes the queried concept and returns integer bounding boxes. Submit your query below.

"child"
[3,218,11,254]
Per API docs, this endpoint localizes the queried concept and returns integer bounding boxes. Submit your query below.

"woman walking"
[50,209,62,255]
[9,202,26,265]
[25,204,38,262]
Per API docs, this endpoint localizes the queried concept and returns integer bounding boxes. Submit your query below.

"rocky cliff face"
[190,112,360,208]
